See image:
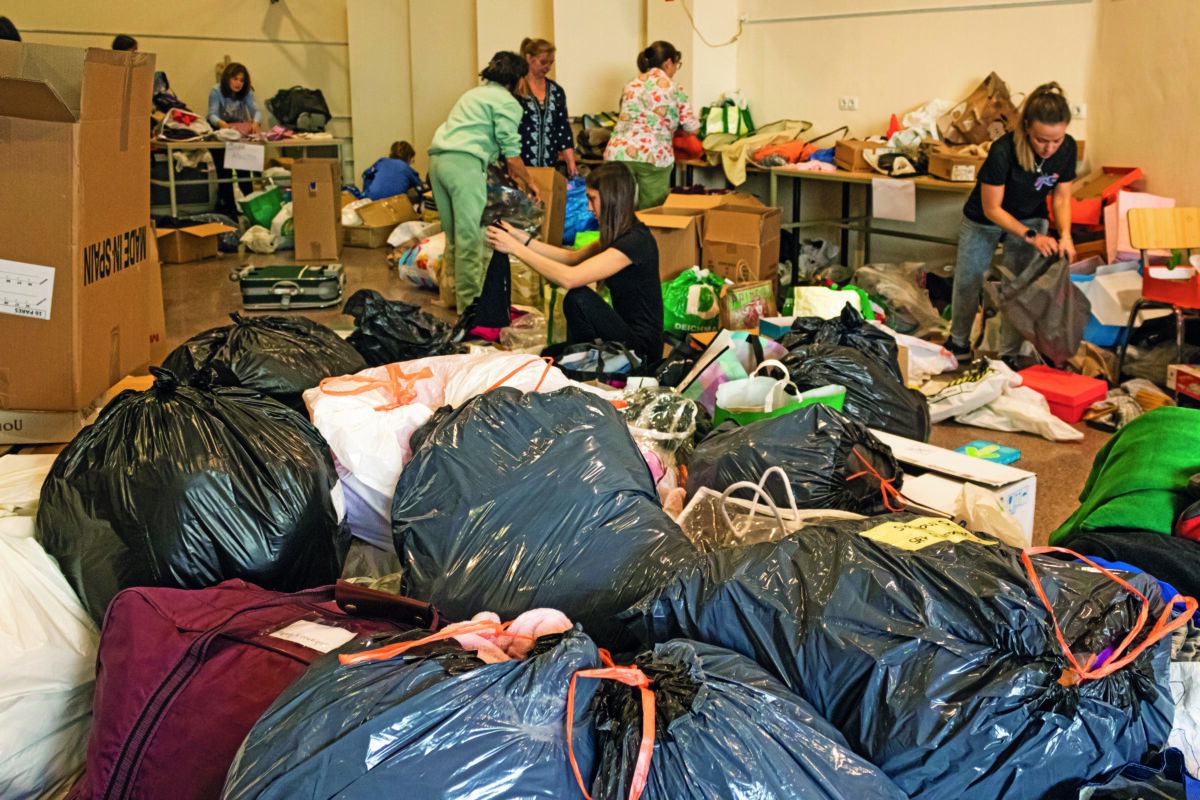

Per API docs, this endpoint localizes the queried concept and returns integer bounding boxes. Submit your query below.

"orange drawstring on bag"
[484,356,555,393]
[318,364,435,411]
[337,619,534,666]
[846,448,906,513]
[1023,546,1198,682]
[567,649,655,800]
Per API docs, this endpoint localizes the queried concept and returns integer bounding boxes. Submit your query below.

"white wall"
[476,0,554,73]
[647,0,740,110]
[553,0,643,114]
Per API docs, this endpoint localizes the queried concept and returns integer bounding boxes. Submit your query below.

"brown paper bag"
[938,73,1019,146]
[719,261,777,331]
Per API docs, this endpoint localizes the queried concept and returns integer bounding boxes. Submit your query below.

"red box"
[1168,365,1200,402]
[1018,366,1108,423]
[1049,166,1142,228]
[1144,271,1200,307]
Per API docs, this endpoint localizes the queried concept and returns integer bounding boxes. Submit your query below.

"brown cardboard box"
[154,222,236,263]
[636,206,706,281]
[834,139,895,172]
[292,158,343,261]
[928,152,987,182]
[529,167,568,246]
[145,228,168,365]
[344,195,420,248]
[0,43,156,412]
[0,375,155,445]
[663,191,763,211]
[701,204,782,282]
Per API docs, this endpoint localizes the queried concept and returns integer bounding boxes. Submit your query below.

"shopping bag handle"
[1022,546,1197,682]
[568,649,655,800]
[719,468,796,539]
[751,359,790,381]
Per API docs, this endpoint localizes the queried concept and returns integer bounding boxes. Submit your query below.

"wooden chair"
[1115,207,1200,381]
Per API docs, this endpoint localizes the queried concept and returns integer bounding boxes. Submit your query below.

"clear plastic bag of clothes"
[853,262,947,337]
[499,308,548,350]
[678,466,865,550]
[481,184,544,231]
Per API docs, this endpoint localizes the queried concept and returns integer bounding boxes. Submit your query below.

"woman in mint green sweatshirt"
[430,51,540,313]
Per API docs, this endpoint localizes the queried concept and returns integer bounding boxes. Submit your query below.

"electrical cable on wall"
[678,0,744,48]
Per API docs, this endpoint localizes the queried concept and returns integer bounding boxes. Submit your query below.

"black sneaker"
[944,338,972,360]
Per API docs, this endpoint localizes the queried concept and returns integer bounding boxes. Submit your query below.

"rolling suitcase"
[231,263,344,310]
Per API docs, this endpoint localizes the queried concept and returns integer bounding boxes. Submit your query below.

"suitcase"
[232,263,345,310]
[70,579,440,800]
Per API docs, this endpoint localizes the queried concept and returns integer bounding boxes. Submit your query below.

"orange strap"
[318,365,435,411]
[846,449,906,513]
[1023,546,1198,682]
[338,619,533,666]
[484,357,555,393]
[567,651,655,800]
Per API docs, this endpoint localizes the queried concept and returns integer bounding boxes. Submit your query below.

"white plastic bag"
[387,220,441,249]
[952,482,1029,548]
[341,197,372,227]
[956,384,1084,442]
[442,353,570,407]
[714,360,798,414]
[239,224,278,254]
[0,457,99,800]
[926,360,1013,423]
[868,321,958,383]
[270,202,294,250]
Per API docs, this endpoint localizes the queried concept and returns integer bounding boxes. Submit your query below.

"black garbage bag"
[622,514,1177,800]
[590,639,907,800]
[779,303,903,382]
[783,342,931,441]
[343,289,465,367]
[393,387,697,649]
[162,313,367,412]
[36,368,349,623]
[686,403,903,515]
[223,627,602,800]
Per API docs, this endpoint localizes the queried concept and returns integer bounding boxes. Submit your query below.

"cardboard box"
[529,167,568,246]
[1018,365,1108,423]
[701,204,782,282]
[292,158,343,261]
[834,140,896,172]
[928,151,986,183]
[872,429,1037,545]
[344,195,420,249]
[1167,364,1200,402]
[1067,167,1142,227]
[146,227,168,365]
[0,44,156,412]
[663,191,763,211]
[154,222,235,263]
[0,374,155,445]
[636,206,706,282]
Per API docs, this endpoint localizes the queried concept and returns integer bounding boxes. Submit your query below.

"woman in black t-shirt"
[946,83,1077,361]
[485,162,663,362]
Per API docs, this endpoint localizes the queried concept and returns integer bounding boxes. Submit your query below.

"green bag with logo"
[663,268,725,334]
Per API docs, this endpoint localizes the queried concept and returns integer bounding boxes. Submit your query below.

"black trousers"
[475,247,514,328]
[563,287,635,347]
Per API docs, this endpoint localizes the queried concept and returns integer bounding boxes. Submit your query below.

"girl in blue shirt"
[208,62,261,133]
[362,141,425,201]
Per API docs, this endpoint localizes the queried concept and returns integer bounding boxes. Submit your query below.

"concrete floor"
[161,244,1106,546]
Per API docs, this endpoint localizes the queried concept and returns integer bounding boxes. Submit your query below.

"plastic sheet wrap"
[623,515,1179,800]
[162,313,367,412]
[35,368,350,623]
[392,388,697,648]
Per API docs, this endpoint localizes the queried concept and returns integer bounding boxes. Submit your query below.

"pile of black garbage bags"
[22,299,1198,800]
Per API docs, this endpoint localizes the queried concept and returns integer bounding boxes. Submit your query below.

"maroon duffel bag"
[70,579,440,800]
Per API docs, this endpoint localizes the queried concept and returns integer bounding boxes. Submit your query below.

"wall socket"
[1071,103,1087,120]
[838,96,859,111]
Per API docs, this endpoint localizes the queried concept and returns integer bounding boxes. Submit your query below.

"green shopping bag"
[700,103,755,139]
[663,267,725,334]
[713,359,846,426]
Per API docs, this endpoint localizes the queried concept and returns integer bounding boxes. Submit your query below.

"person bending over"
[485,162,663,364]
[946,82,1077,361]
[362,140,425,202]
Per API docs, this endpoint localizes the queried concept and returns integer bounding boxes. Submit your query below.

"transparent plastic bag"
[499,308,547,349]
[853,262,947,337]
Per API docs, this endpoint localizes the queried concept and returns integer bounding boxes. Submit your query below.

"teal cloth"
[429,82,523,165]
[1051,407,1200,544]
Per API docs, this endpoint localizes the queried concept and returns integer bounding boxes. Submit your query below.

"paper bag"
[720,262,777,330]
[938,73,1019,146]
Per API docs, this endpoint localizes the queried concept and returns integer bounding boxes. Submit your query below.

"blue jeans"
[949,215,1049,354]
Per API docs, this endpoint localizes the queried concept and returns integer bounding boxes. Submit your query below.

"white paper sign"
[224,142,266,172]
[872,178,917,223]
[0,259,55,320]
[268,620,356,653]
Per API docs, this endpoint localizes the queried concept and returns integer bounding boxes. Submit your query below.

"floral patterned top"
[604,68,700,169]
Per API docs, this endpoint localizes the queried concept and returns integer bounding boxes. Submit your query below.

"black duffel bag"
[266,86,331,132]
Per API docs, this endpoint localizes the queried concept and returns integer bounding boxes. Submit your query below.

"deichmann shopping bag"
[663,267,725,334]
[719,261,776,330]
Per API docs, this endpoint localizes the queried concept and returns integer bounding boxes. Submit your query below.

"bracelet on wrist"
[525,233,534,246]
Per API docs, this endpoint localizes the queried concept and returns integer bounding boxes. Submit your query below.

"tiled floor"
[161,244,1108,546]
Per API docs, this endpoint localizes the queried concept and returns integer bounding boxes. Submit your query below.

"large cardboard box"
[154,222,235,263]
[344,195,420,249]
[292,158,343,261]
[636,206,706,281]
[872,429,1037,545]
[701,204,782,282]
[663,191,762,211]
[529,167,568,246]
[0,374,154,445]
[146,228,168,365]
[0,44,156,412]
[928,151,986,183]
[834,139,895,172]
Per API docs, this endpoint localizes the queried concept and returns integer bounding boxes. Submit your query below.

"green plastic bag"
[663,268,725,334]
[782,284,875,320]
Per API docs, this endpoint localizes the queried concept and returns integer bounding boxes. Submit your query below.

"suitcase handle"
[335,580,441,630]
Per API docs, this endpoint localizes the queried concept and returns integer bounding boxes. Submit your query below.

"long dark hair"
[480,51,528,93]
[637,41,680,73]
[586,163,638,250]
[219,62,251,100]
[1014,82,1071,171]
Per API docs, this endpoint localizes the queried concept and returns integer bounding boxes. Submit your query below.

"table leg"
[790,175,802,287]
[168,150,178,217]
[840,183,851,263]
[769,171,778,209]
[863,184,873,265]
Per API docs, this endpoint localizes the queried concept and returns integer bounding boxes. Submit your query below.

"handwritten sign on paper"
[0,259,55,320]
[224,142,266,172]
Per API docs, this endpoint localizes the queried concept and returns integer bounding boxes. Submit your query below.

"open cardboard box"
[701,204,781,282]
[0,374,155,445]
[872,429,1037,545]
[637,206,706,281]
[155,222,236,263]
[663,191,762,211]
[344,195,420,248]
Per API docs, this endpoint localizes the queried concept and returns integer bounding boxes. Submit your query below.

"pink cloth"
[443,609,574,663]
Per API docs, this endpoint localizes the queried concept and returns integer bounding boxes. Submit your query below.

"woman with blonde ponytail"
[945,81,1078,364]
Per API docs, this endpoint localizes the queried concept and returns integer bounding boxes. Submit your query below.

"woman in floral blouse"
[517,37,578,176]
[604,40,700,209]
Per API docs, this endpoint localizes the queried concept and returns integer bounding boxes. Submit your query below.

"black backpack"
[265,86,331,132]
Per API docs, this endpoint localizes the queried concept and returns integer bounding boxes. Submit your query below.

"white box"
[873,429,1037,543]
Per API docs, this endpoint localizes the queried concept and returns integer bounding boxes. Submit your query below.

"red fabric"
[672,131,704,159]
[754,141,818,163]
